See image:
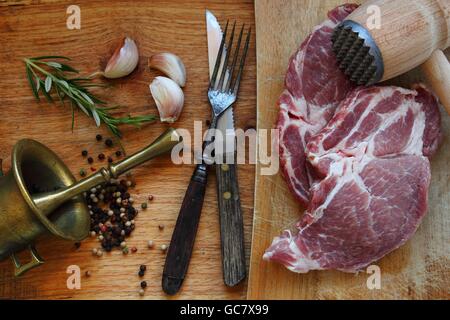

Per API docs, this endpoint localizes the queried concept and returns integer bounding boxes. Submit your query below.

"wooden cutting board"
[0,0,256,299]
[248,0,450,299]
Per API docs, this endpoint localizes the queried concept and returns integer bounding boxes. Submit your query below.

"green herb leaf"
[44,76,52,92]
[32,56,71,61]
[92,109,101,127]
[59,64,79,73]
[24,55,156,138]
[25,66,40,101]
[35,76,41,92]
[46,62,62,69]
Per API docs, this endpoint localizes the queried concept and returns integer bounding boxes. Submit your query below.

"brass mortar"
[0,128,180,276]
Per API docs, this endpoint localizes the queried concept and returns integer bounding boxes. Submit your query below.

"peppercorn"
[160,244,167,252]
[131,246,137,253]
[105,138,113,147]
[141,202,148,210]
[81,150,88,157]
[98,153,105,161]
[147,240,154,249]
[139,265,146,272]
[148,195,154,201]
[158,224,165,231]
[79,169,86,177]
[138,270,145,277]
[115,150,122,157]
[85,270,91,277]
[140,281,147,289]
[108,156,113,163]
[74,242,81,249]
[139,288,145,296]
[96,134,102,141]
[87,157,94,164]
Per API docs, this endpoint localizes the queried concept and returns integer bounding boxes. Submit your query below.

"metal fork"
[162,22,251,296]
[203,21,251,164]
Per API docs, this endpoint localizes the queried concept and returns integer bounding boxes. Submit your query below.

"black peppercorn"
[115,150,122,157]
[98,153,105,161]
[138,270,145,277]
[96,134,102,141]
[108,156,113,163]
[81,150,88,157]
[140,281,147,289]
[139,265,146,272]
[105,138,113,147]
[87,157,94,164]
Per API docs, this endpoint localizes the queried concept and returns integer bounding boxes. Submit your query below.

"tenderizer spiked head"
[332,20,384,86]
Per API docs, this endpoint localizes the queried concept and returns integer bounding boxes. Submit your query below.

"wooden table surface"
[0,0,256,299]
[248,0,450,299]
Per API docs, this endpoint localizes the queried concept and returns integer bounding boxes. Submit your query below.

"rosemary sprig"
[24,56,156,138]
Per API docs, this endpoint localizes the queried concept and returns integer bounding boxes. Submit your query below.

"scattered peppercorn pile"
[81,134,141,254]
[87,178,138,253]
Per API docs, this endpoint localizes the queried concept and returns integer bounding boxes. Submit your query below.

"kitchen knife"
[206,10,246,287]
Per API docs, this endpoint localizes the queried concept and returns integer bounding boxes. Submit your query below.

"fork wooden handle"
[162,163,208,295]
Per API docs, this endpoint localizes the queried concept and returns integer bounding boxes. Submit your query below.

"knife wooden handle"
[215,162,246,287]
[162,163,208,295]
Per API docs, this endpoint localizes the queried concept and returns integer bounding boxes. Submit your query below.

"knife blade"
[206,10,246,287]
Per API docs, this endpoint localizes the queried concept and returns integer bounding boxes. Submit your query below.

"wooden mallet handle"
[422,50,450,114]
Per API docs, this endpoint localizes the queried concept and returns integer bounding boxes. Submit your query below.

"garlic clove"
[149,53,186,87]
[149,76,184,123]
[104,37,139,79]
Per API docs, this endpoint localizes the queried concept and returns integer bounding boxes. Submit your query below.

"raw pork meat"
[265,85,442,272]
[277,4,358,206]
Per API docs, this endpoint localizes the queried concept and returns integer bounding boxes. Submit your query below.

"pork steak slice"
[265,85,442,273]
[277,4,358,206]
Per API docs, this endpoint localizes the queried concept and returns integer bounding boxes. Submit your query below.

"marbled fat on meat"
[266,85,442,272]
[277,4,357,206]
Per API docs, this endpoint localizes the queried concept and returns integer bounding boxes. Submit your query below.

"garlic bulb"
[149,76,184,123]
[149,53,186,87]
[104,37,139,79]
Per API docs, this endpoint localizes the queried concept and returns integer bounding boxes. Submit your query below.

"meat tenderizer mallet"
[331,0,450,112]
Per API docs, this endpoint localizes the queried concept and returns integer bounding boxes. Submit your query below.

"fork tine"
[210,20,229,90]
[231,27,251,96]
[217,21,236,91]
[225,24,245,92]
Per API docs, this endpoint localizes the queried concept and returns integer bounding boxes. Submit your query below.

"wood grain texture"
[216,163,246,287]
[163,164,208,295]
[248,0,450,300]
[0,0,256,299]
